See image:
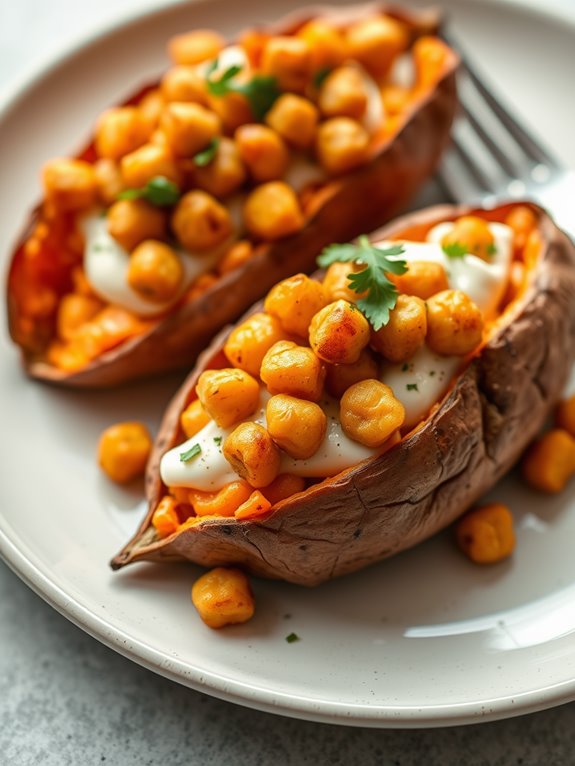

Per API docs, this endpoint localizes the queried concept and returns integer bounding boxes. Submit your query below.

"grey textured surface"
[1,559,575,766]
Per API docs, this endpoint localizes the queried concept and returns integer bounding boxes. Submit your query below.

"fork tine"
[458,96,520,178]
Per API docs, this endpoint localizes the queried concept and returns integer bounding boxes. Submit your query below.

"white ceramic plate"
[2,0,575,729]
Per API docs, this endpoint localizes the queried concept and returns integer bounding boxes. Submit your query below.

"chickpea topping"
[340,380,405,448]
[138,89,164,131]
[93,158,125,205]
[426,289,484,357]
[309,299,370,365]
[235,124,289,183]
[261,36,311,94]
[95,107,151,161]
[208,91,253,133]
[191,567,255,629]
[196,368,260,428]
[370,294,427,363]
[442,216,496,262]
[322,261,367,303]
[126,240,183,303]
[42,159,98,211]
[390,260,449,300]
[456,503,515,564]
[120,143,180,188]
[218,240,253,275]
[107,198,167,252]
[189,480,252,518]
[266,394,327,460]
[316,117,369,175]
[243,181,304,241]
[260,340,325,401]
[265,94,319,149]
[346,15,409,78]
[161,66,209,105]
[264,274,329,338]
[223,422,281,487]
[556,395,575,438]
[57,294,103,341]
[180,399,211,438]
[168,29,225,65]
[193,137,247,198]
[261,473,306,505]
[297,20,348,71]
[152,496,180,538]
[172,190,233,252]
[319,67,369,120]
[224,312,291,377]
[504,205,538,254]
[159,102,221,158]
[522,429,575,493]
[325,347,379,399]
[98,421,152,483]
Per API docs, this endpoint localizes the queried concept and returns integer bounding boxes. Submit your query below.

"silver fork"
[437,34,575,242]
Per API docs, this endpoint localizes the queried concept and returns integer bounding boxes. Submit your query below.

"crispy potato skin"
[111,202,575,585]
[8,3,458,387]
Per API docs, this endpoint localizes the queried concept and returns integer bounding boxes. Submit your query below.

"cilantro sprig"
[441,241,468,259]
[179,443,202,463]
[118,176,181,207]
[206,59,280,120]
[194,137,220,167]
[317,236,407,331]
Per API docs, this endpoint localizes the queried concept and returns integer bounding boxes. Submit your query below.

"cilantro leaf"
[286,632,300,644]
[441,241,468,259]
[406,383,419,392]
[179,443,202,463]
[206,60,280,120]
[486,242,497,256]
[118,176,181,207]
[194,137,220,167]
[317,235,407,331]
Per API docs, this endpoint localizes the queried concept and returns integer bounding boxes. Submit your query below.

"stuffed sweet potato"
[7,3,458,387]
[111,201,575,585]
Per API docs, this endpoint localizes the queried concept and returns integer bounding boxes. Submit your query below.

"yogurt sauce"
[161,220,514,491]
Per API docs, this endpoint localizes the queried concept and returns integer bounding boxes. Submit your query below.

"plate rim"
[2,0,575,728]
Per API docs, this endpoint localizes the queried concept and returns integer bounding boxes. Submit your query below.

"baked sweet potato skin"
[111,202,575,585]
[8,4,459,387]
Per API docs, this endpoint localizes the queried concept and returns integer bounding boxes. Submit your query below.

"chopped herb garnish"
[486,242,497,256]
[429,370,436,377]
[118,176,181,207]
[406,383,419,392]
[317,235,407,331]
[313,66,332,89]
[193,136,220,167]
[213,436,222,446]
[286,632,300,644]
[179,443,202,463]
[206,59,280,120]
[401,362,409,372]
[441,241,468,259]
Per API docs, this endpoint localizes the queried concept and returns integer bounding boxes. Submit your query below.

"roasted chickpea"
[193,137,247,198]
[42,159,98,211]
[309,299,370,364]
[93,158,125,204]
[235,124,289,183]
[318,67,369,120]
[297,19,348,71]
[189,480,252,518]
[196,368,260,428]
[260,473,306,505]
[346,15,409,78]
[223,422,281,487]
[161,66,209,105]
[172,190,233,251]
[456,503,515,564]
[120,143,181,188]
[442,216,496,262]
[322,261,367,303]
[180,399,211,438]
[261,36,311,94]
[266,394,327,460]
[260,341,325,401]
[191,567,255,629]
[95,107,151,161]
[138,89,164,131]
[218,240,253,275]
[159,102,221,158]
[224,312,291,377]
[264,274,328,337]
[522,429,575,493]
[168,29,225,65]
[556,396,575,437]
[152,496,180,538]
[340,380,405,448]
[243,182,304,241]
[325,347,379,398]
[107,199,167,252]
[504,205,538,254]
[316,117,369,175]
[208,91,253,132]
[370,295,427,363]
[390,260,449,300]
[57,294,103,341]
[426,290,484,356]
[98,421,152,483]
[413,36,450,90]
[265,94,319,149]
[127,240,183,303]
